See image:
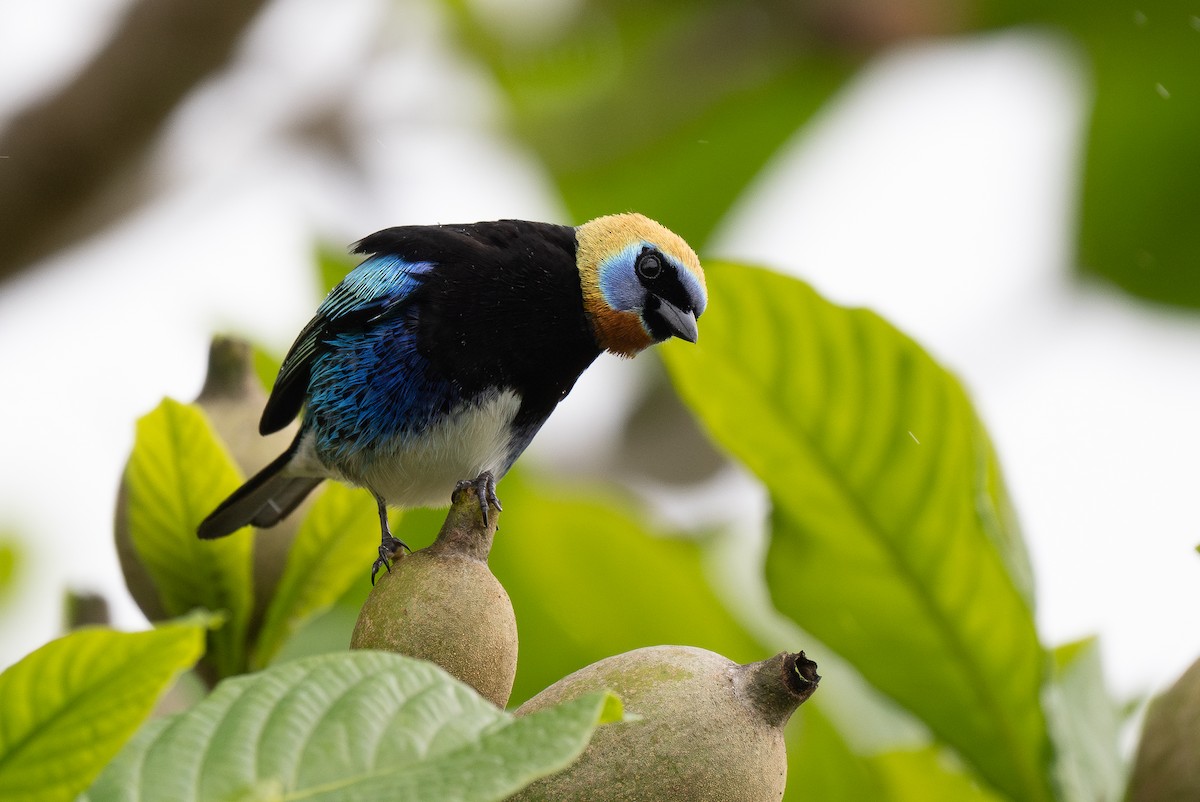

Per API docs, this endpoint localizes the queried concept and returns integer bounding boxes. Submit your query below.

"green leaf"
[315,241,359,296]
[487,471,764,707]
[445,0,853,246]
[0,619,206,802]
[663,261,1053,801]
[871,747,1006,801]
[979,1,1200,309]
[785,706,888,801]
[84,651,619,802]
[123,397,254,678]
[1046,638,1124,802]
[250,483,380,669]
[787,705,1011,801]
[0,536,19,604]
[252,343,282,395]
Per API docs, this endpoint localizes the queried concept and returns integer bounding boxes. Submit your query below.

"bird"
[197,213,707,579]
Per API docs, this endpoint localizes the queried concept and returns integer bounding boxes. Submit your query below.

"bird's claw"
[456,471,502,527]
[371,535,410,585]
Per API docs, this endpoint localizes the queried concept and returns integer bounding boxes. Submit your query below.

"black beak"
[657,300,698,343]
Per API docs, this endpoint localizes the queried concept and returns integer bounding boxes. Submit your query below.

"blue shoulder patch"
[262,255,440,436]
[301,255,457,463]
[317,254,433,322]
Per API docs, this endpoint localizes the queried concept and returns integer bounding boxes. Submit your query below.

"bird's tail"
[197,444,323,540]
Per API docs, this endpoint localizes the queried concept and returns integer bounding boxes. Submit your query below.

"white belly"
[293,389,523,508]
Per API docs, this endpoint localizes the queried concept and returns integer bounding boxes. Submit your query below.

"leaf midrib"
[685,322,1049,801]
[0,633,187,782]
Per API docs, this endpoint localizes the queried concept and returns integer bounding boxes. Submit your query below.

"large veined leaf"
[0,618,207,802]
[122,398,254,678]
[83,651,621,802]
[663,261,1053,801]
[250,483,380,670]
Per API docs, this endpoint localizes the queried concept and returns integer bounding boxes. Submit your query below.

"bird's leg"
[455,470,502,528]
[371,492,409,585]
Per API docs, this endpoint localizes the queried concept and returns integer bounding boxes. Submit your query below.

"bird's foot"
[371,535,410,585]
[455,471,502,528]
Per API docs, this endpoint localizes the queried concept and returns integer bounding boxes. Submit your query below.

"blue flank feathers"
[309,316,460,461]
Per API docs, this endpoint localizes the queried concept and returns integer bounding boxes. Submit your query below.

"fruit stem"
[734,650,820,728]
[197,335,259,401]
[427,483,498,562]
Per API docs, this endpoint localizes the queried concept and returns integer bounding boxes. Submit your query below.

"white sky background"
[0,0,1197,712]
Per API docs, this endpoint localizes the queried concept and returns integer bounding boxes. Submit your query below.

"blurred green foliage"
[248,482,378,670]
[978,0,1200,307]
[443,0,858,247]
[446,0,1200,309]
[0,537,18,606]
[1047,638,1124,801]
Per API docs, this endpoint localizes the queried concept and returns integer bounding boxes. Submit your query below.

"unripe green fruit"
[1129,654,1200,802]
[115,336,304,636]
[512,646,818,801]
[350,483,517,708]
[190,336,306,627]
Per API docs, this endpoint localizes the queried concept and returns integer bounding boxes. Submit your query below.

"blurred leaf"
[787,704,1008,801]
[488,471,764,707]
[1046,638,1124,802]
[978,1,1200,308]
[83,651,619,802]
[872,746,1005,801]
[663,261,1052,801]
[551,60,847,246]
[315,241,359,296]
[123,398,253,678]
[264,513,425,667]
[251,343,282,394]
[268,596,363,663]
[1127,653,1200,802]
[0,537,18,603]
[445,0,854,245]
[250,483,380,669]
[0,618,206,802]
[785,705,887,801]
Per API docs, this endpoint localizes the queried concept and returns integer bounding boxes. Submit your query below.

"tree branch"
[0,0,272,280]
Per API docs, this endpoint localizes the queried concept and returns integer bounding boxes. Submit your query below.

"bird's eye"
[637,252,663,280]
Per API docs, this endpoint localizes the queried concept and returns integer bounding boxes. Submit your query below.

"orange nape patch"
[576,212,704,357]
